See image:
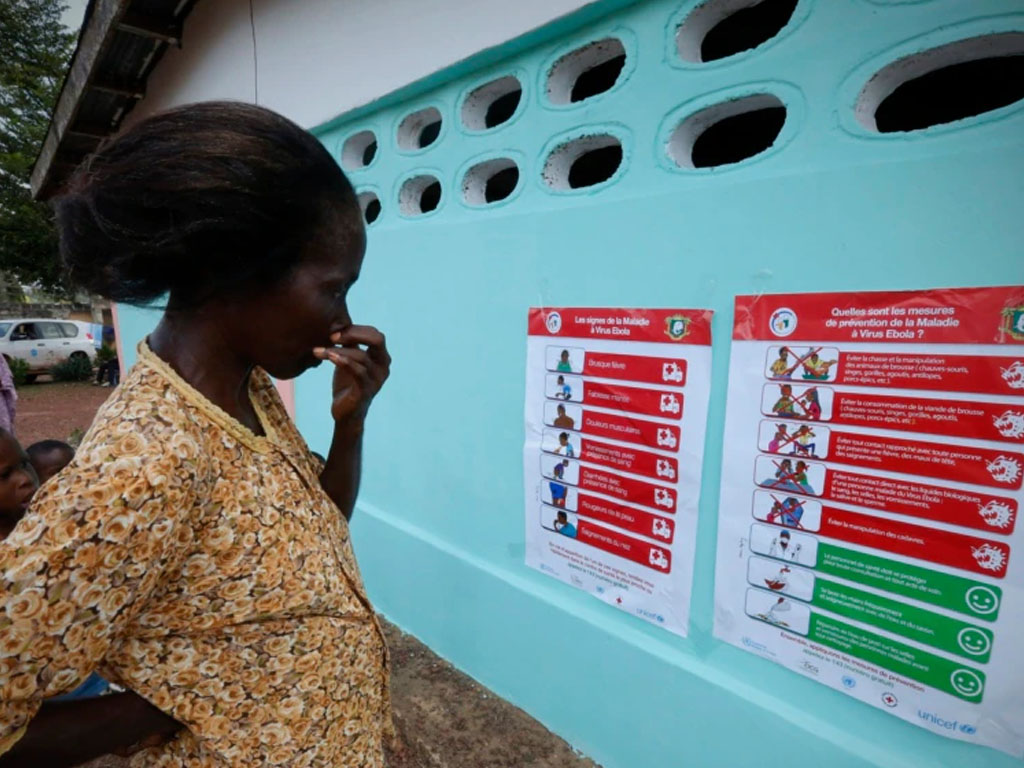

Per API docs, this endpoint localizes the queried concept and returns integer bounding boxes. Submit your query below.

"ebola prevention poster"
[713,285,1024,755]
[524,307,713,637]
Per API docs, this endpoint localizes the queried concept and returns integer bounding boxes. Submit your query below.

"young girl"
[0,428,38,539]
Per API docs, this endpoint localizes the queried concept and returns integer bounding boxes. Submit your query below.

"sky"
[61,0,89,32]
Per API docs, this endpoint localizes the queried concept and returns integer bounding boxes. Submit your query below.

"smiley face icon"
[956,627,992,657]
[950,669,984,699]
[964,586,1000,616]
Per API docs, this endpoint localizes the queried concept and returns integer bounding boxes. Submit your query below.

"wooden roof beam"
[90,78,145,99]
[116,10,181,45]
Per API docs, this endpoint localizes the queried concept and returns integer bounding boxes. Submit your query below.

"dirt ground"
[18,381,600,768]
[14,379,112,446]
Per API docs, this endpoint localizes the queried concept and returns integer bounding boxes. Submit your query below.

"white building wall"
[131,0,598,128]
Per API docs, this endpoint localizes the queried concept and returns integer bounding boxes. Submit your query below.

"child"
[556,350,573,373]
[26,439,75,485]
[0,428,39,539]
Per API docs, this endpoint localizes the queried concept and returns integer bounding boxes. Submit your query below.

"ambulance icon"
[659,393,680,415]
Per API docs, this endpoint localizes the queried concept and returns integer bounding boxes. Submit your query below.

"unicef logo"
[546,311,562,334]
[769,307,798,337]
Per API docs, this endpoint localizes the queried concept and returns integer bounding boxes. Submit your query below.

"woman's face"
[232,205,367,379]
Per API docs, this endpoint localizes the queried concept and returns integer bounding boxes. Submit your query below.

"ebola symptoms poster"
[524,307,713,637]
[713,285,1024,755]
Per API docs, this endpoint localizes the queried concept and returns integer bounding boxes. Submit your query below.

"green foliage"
[7,356,30,385]
[0,0,77,295]
[95,343,116,363]
[50,352,92,381]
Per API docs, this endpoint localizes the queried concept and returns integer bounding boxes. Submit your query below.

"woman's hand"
[0,691,182,767]
[313,325,390,426]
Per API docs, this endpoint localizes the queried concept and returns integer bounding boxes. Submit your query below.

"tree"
[0,0,76,298]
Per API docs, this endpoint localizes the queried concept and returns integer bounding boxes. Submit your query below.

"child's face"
[30,449,72,484]
[0,435,39,525]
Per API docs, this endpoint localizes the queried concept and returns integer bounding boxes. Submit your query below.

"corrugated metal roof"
[31,0,200,199]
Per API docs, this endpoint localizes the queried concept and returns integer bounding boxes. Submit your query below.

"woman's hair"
[54,101,359,306]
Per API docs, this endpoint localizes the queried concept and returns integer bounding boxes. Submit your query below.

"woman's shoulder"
[75,362,209,469]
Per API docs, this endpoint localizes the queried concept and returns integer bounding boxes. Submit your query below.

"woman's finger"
[317,348,371,383]
[316,346,385,391]
[332,325,389,365]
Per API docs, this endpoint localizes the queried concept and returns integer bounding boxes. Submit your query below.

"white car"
[0,318,97,382]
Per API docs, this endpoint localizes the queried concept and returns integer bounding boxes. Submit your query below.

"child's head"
[557,404,566,415]
[781,384,792,396]
[557,511,568,523]
[778,347,788,359]
[0,429,39,535]
[796,461,808,472]
[557,375,565,385]
[26,440,75,484]
[559,432,569,445]
[560,350,569,361]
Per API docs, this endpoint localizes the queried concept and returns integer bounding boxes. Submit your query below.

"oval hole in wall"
[341,130,378,170]
[399,175,442,216]
[397,107,443,151]
[547,38,627,105]
[543,135,623,190]
[668,93,786,168]
[462,76,523,130]
[855,33,1024,132]
[357,191,381,225]
[462,158,520,205]
[677,0,799,63]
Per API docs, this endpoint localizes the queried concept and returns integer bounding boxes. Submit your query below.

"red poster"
[576,519,673,573]
[829,393,1024,444]
[815,508,1010,578]
[836,352,1024,396]
[828,432,1023,490]
[582,352,688,387]
[579,438,679,483]
[579,466,677,514]
[580,410,680,453]
[581,381,684,420]
[823,470,1017,534]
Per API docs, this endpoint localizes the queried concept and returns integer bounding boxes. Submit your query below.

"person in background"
[0,428,37,539]
[26,440,75,485]
[94,330,120,387]
[0,355,16,435]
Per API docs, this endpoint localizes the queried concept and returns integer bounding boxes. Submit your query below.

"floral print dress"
[0,342,391,766]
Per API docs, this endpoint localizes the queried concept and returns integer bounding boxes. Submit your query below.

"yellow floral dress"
[0,342,391,766]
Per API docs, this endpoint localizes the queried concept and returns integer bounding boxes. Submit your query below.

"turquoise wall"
[119,1,1024,765]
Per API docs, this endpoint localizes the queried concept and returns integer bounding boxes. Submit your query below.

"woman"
[0,102,392,767]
